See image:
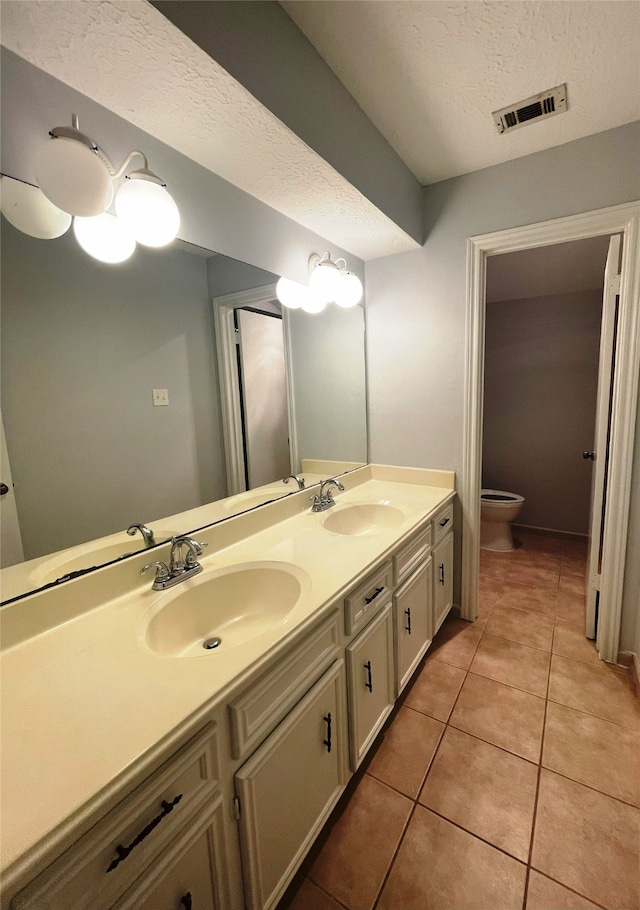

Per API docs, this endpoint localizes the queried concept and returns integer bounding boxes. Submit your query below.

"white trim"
[212,284,278,496]
[462,201,640,664]
[282,310,299,474]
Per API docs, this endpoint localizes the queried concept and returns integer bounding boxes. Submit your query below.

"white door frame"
[461,201,640,663]
[213,284,297,495]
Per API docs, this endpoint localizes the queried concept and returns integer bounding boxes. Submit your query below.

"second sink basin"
[143,561,311,658]
[322,502,405,536]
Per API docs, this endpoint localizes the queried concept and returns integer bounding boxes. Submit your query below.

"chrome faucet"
[310,478,345,512]
[127,523,156,548]
[141,535,207,590]
[283,474,306,490]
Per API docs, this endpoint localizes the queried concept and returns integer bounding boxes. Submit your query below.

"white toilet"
[480,489,525,551]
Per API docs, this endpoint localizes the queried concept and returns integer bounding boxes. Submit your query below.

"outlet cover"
[152,389,169,406]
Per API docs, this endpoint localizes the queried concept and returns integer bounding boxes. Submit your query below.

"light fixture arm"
[48,115,151,181]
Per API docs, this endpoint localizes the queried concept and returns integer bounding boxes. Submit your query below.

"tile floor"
[277,529,640,910]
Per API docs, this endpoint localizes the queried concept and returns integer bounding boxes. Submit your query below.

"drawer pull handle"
[323,712,332,753]
[439,517,450,528]
[364,660,373,693]
[365,586,384,605]
[405,607,412,634]
[106,793,183,873]
[439,563,445,585]
[180,894,193,910]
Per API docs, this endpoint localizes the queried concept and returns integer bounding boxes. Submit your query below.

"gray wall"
[287,306,367,465]
[1,221,225,559]
[483,290,603,535]
[365,121,640,651]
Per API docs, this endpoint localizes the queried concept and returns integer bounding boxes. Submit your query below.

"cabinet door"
[235,660,348,910]
[346,603,395,770]
[394,557,432,695]
[114,797,228,910]
[433,532,454,634]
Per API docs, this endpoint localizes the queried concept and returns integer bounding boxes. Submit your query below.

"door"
[236,308,291,489]
[0,410,24,568]
[585,234,622,639]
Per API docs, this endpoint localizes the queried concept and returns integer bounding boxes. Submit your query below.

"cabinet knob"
[180,894,193,910]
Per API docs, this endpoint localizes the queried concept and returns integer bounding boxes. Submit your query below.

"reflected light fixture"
[0,175,72,239]
[276,252,363,314]
[30,114,180,262]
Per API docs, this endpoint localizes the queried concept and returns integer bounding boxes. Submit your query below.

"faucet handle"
[141,561,170,581]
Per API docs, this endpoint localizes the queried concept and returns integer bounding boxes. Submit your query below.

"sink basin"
[30,541,145,586]
[143,561,311,657]
[322,502,405,536]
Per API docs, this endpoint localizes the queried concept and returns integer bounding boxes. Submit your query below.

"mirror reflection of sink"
[223,491,288,515]
[143,561,311,658]
[322,502,405,536]
[30,541,156,586]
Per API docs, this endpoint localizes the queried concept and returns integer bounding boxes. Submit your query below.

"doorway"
[461,201,640,664]
[481,234,612,639]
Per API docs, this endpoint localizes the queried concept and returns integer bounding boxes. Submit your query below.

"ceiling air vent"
[492,84,568,134]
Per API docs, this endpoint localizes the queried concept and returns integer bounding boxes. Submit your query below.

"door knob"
[582,451,596,460]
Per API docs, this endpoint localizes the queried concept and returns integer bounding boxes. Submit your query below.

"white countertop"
[0,465,454,886]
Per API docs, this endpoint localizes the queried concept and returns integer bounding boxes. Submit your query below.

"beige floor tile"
[377,805,527,910]
[308,774,412,910]
[498,582,557,619]
[526,871,603,909]
[552,624,602,669]
[470,633,551,697]
[556,591,585,628]
[429,618,483,670]
[542,701,640,807]
[366,706,444,799]
[532,770,640,910]
[419,727,537,861]
[561,555,587,578]
[512,550,562,573]
[485,605,554,651]
[505,563,560,590]
[279,877,345,910]
[479,551,512,579]
[479,573,505,595]
[549,655,640,731]
[515,531,564,555]
[562,539,589,559]
[449,673,546,762]
[403,657,466,722]
[559,574,586,598]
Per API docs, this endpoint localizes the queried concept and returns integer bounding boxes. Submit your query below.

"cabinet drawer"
[229,611,340,760]
[393,527,431,586]
[13,724,219,910]
[432,501,454,544]
[344,562,392,636]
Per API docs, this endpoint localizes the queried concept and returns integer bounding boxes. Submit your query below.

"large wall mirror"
[0,209,367,602]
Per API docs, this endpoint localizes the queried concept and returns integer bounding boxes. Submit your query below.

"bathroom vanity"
[0,465,455,910]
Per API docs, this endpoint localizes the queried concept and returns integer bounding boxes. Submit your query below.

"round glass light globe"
[34,137,113,217]
[275,276,304,309]
[308,259,341,301]
[0,176,72,239]
[73,212,136,264]
[334,270,363,308]
[299,287,328,314]
[115,178,180,247]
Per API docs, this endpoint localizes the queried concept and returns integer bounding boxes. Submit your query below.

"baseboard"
[512,524,588,542]
[618,650,640,697]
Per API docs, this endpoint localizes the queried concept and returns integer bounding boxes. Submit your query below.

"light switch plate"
[152,388,169,406]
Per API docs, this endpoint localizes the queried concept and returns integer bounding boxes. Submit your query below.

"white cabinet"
[433,532,454,634]
[345,603,395,770]
[114,798,227,910]
[235,660,348,910]
[393,557,433,695]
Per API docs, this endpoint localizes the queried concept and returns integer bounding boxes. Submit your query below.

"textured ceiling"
[0,0,418,260]
[281,0,640,184]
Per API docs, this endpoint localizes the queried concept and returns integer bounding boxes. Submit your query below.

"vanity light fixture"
[73,212,136,264]
[32,114,180,259]
[0,175,72,239]
[276,252,363,314]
